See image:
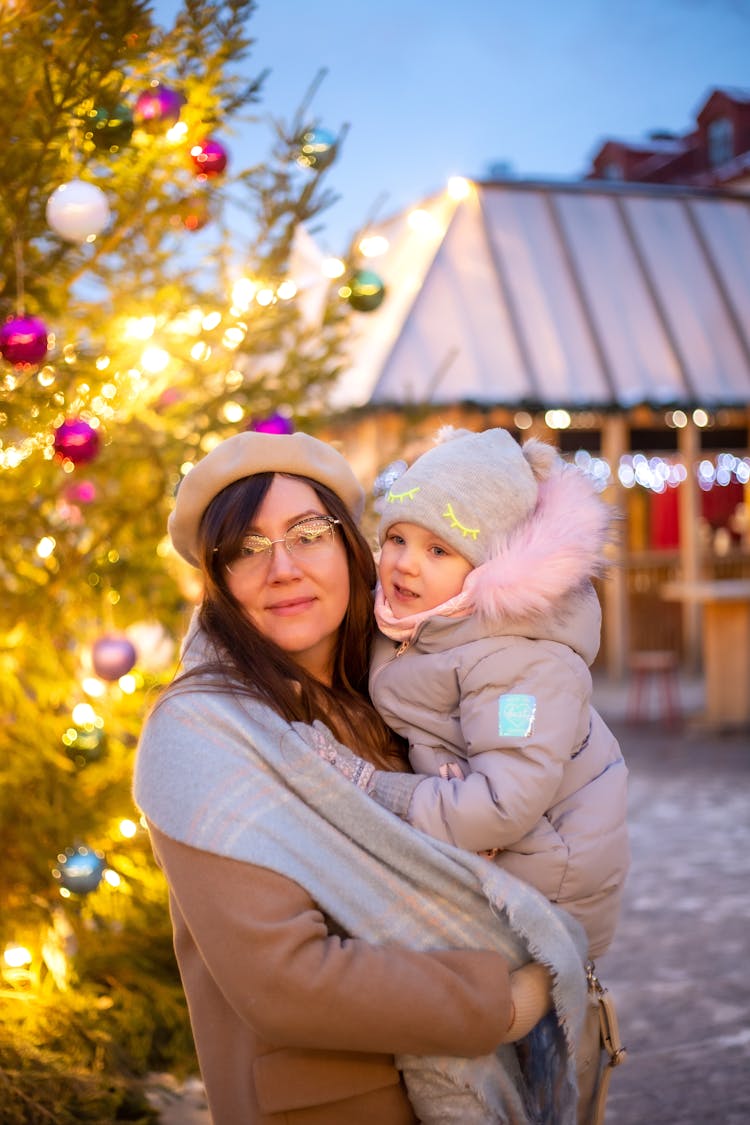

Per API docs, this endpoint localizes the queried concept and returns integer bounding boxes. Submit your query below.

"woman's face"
[224,475,351,684]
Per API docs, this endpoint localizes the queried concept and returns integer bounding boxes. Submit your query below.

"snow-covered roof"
[327,179,750,412]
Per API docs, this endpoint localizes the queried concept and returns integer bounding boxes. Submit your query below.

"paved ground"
[593,677,750,1125]
[146,674,750,1124]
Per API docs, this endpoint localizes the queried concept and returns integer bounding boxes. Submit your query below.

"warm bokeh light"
[3,944,32,969]
[82,677,106,697]
[123,316,156,341]
[407,208,442,236]
[358,235,389,258]
[140,345,170,373]
[321,256,346,279]
[71,702,99,726]
[36,536,56,559]
[447,176,472,200]
[166,121,188,143]
[231,277,257,308]
[544,409,571,429]
[222,401,245,423]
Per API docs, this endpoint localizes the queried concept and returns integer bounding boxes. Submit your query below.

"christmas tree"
[0,1,353,1118]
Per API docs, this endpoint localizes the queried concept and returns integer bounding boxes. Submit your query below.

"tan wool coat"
[148,824,516,1124]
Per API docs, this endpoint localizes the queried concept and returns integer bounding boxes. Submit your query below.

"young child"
[367,426,629,959]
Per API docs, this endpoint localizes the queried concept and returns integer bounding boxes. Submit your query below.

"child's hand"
[438,762,465,780]
[299,720,376,793]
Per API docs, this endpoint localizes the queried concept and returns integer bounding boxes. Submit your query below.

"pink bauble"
[64,480,97,504]
[189,137,228,178]
[0,315,49,366]
[53,419,100,465]
[134,84,184,131]
[92,634,137,681]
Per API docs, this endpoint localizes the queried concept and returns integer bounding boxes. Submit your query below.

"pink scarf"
[373,582,474,643]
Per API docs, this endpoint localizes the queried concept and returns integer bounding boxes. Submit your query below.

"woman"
[133,430,587,1125]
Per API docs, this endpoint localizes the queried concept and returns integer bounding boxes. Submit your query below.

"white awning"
[328,179,750,412]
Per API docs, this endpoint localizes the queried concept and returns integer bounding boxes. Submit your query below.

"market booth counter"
[661,579,750,728]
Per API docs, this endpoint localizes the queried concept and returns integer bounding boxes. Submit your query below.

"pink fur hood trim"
[375,462,613,643]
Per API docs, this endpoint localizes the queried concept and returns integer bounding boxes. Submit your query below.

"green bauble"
[347,270,386,313]
[63,724,106,767]
[85,103,134,152]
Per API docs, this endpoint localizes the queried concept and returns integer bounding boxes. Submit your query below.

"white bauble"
[46,180,110,242]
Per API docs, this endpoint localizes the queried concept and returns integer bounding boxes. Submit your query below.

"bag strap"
[586,961,627,1125]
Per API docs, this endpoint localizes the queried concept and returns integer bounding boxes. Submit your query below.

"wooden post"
[677,422,702,672]
[601,414,629,680]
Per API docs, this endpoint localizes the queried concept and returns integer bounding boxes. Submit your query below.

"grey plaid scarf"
[134,653,587,1123]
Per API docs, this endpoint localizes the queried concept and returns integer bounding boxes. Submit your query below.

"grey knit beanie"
[378,427,539,567]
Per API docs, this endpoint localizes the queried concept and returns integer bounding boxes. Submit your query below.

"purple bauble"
[134,84,184,132]
[0,315,49,366]
[53,419,100,465]
[249,413,295,435]
[92,634,137,681]
[189,137,228,178]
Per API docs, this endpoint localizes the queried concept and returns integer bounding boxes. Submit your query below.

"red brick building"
[587,87,750,191]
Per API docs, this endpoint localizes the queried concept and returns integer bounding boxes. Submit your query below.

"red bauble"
[92,634,137,681]
[53,419,100,464]
[0,315,49,366]
[189,137,228,178]
[171,194,211,232]
[134,84,184,132]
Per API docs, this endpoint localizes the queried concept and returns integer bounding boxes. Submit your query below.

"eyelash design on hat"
[386,485,421,502]
[442,502,480,539]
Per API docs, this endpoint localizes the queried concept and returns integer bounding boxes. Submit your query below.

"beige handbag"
[575,961,627,1125]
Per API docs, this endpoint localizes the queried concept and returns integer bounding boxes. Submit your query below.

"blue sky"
[156,0,750,251]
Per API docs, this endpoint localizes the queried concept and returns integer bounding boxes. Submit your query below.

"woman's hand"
[504,961,554,1041]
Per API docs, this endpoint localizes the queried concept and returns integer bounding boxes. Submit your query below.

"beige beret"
[168,431,365,566]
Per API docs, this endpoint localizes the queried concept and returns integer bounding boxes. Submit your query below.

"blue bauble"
[53,846,106,895]
[295,127,336,170]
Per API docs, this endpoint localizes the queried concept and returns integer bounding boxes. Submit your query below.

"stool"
[626,650,681,725]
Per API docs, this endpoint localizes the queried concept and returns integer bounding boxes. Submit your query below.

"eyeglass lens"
[239,517,338,562]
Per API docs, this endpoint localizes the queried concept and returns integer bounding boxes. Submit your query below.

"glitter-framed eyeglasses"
[222,515,341,573]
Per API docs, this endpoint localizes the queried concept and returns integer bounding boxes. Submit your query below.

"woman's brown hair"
[173,471,406,770]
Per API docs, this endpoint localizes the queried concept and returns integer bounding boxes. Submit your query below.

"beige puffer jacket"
[369,461,630,959]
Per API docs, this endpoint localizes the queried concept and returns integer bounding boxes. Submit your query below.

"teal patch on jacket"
[498,693,536,737]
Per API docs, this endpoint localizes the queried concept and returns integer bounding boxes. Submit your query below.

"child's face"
[379,522,473,619]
